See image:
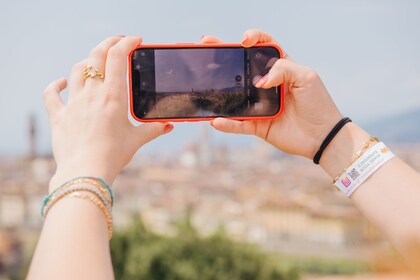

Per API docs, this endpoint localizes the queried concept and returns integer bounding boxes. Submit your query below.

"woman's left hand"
[44,36,173,192]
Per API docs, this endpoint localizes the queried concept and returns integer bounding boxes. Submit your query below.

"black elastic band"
[313,117,352,164]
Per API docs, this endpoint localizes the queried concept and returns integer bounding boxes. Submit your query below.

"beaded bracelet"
[42,184,112,217]
[40,176,114,239]
[45,176,113,203]
[332,136,379,185]
[41,176,113,216]
[42,186,113,239]
[60,178,112,206]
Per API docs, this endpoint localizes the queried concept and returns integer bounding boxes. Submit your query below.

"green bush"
[110,216,299,280]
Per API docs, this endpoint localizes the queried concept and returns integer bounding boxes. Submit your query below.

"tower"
[197,123,212,168]
[29,114,37,160]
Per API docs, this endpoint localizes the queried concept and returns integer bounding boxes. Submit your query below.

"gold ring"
[83,66,104,80]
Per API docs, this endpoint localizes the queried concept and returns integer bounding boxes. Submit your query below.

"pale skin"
[27,30,420,279]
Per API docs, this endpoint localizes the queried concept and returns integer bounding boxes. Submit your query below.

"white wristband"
[334,142,395,197]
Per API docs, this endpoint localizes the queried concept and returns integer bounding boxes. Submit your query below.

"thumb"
[257,59,312,89]
[133,122,174,147]
[210,118,256,135]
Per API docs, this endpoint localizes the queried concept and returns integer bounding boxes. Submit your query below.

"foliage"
[272,254,370,275]
[110,215,299,280]
[191,95,213,111]
[11,214,370,279]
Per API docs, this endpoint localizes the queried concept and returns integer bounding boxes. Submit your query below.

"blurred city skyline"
[2,128,420,277]
[1,0,420,156]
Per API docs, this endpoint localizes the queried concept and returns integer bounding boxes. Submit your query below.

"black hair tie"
[313,117,352,164]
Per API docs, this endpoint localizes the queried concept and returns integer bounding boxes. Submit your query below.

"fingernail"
[164,124,174,133]
[241,34,248,44]
[116,35,126,37]
[255,73,269,88]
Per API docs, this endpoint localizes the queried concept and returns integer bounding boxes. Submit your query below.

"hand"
[44,36,173,192]
[201,29,343,159]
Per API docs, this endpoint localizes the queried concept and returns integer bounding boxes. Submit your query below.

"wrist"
[319,123,370,179]
[49,164,117,193]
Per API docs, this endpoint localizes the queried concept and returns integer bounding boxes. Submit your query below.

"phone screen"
[131,46,281,120]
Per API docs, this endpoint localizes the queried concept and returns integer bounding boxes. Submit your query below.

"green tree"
[110,215,299,280]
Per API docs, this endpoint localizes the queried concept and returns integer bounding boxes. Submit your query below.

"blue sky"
[1,0,419,156]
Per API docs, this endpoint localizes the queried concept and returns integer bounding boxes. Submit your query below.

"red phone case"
[128,43,285,122]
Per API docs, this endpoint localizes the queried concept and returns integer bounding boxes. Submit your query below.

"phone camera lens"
[255,53,262,59]
[135,65,141,70]
[235,75,242,82]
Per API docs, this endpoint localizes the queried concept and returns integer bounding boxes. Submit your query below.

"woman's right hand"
[202,29,343,159]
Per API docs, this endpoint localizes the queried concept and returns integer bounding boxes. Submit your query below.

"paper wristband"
[334,142,395,197]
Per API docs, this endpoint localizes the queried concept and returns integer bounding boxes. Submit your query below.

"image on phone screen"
[131,46,281,120]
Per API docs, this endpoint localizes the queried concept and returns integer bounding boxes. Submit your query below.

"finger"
[134,122,173,147]
[282,52,294,61]
[43,77,67,118]
[69,59,88,97]
[256,59,315,89]
[210,118,255,135]
[85,36,124,87]
[200,35,224,44]
[105,36,142,88]
[242,29,277,48]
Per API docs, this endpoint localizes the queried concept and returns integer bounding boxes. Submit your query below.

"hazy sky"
[1,0,419,156]
[154,48,244,92]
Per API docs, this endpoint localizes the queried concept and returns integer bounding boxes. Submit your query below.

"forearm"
[320,123,420,255]
[29,35,166,280]
[27,189,114,280]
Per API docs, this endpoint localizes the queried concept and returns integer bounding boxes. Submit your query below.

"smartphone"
[129,43,284,122]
